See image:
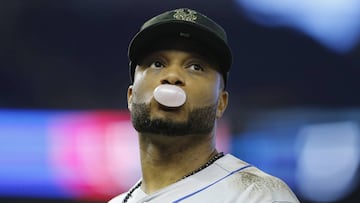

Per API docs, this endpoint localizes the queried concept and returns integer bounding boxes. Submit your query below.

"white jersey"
[109,154,299,203]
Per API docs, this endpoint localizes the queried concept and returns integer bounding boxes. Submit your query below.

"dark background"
[1,0,359,202]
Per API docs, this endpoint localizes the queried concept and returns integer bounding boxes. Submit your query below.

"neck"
[138,132,217,194]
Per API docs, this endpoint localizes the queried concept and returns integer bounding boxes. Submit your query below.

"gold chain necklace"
[122,152,224,203]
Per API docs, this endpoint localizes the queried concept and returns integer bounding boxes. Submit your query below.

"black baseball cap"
[128,8,232,87]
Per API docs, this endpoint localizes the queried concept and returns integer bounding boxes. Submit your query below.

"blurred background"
[1,0,360,202]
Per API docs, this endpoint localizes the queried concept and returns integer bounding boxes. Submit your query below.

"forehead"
[141,49,213,65]
[137,37,219,66]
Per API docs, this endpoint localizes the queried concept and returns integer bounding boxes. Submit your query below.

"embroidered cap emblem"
[173,9,197,22]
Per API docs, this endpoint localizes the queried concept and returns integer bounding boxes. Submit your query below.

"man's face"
[127,42,228,136]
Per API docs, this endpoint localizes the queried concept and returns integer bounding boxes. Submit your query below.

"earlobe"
[216,91,228,118]
[127,85,133,111]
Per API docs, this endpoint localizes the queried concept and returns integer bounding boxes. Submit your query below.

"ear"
[216,90,228,118]
[127,85,133,111]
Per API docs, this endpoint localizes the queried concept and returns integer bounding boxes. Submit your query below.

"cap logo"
[173,9,197,22]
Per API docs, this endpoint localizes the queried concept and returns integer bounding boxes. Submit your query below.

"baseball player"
[109,8,300,203]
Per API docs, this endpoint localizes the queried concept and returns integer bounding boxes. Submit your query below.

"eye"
[149,60,165,69]
[188,64,204,72]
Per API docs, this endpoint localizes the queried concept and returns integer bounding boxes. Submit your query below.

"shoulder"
[216,154,299,202]
[234,168,294,194]
[217,154,290,189]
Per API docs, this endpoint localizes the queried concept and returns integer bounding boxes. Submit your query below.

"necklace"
[122,152,224,203]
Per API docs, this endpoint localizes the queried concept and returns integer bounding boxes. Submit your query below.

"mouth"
[158,103,182,111]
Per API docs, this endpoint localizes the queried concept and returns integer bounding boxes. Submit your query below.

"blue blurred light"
[0,110,66,197]
[295,121,360,202]
[236,0,360,53]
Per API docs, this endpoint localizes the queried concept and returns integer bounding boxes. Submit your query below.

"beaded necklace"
[122,152,224,203]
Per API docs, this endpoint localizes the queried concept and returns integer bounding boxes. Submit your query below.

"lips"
[157,103,181,112]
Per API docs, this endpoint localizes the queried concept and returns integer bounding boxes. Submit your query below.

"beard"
[130,103,217,136]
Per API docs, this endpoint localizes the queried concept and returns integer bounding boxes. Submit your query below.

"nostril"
[161,79,184,86]
[161,79,171,84]
[174,80,183,86]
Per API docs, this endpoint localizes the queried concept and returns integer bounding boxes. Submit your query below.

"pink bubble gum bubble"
[153,84,186,107]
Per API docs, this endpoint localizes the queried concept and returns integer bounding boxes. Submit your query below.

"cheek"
[132,66,168,104]
[203,90,219,104]
[131,80,155,104]
[133,89,154,104]
[188,83,220,106]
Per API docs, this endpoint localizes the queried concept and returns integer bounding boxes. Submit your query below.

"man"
[109,8,299,203]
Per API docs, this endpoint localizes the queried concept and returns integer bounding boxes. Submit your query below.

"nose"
[160,67,185,86]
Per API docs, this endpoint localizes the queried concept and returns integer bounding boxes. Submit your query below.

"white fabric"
[109,154,300,203]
